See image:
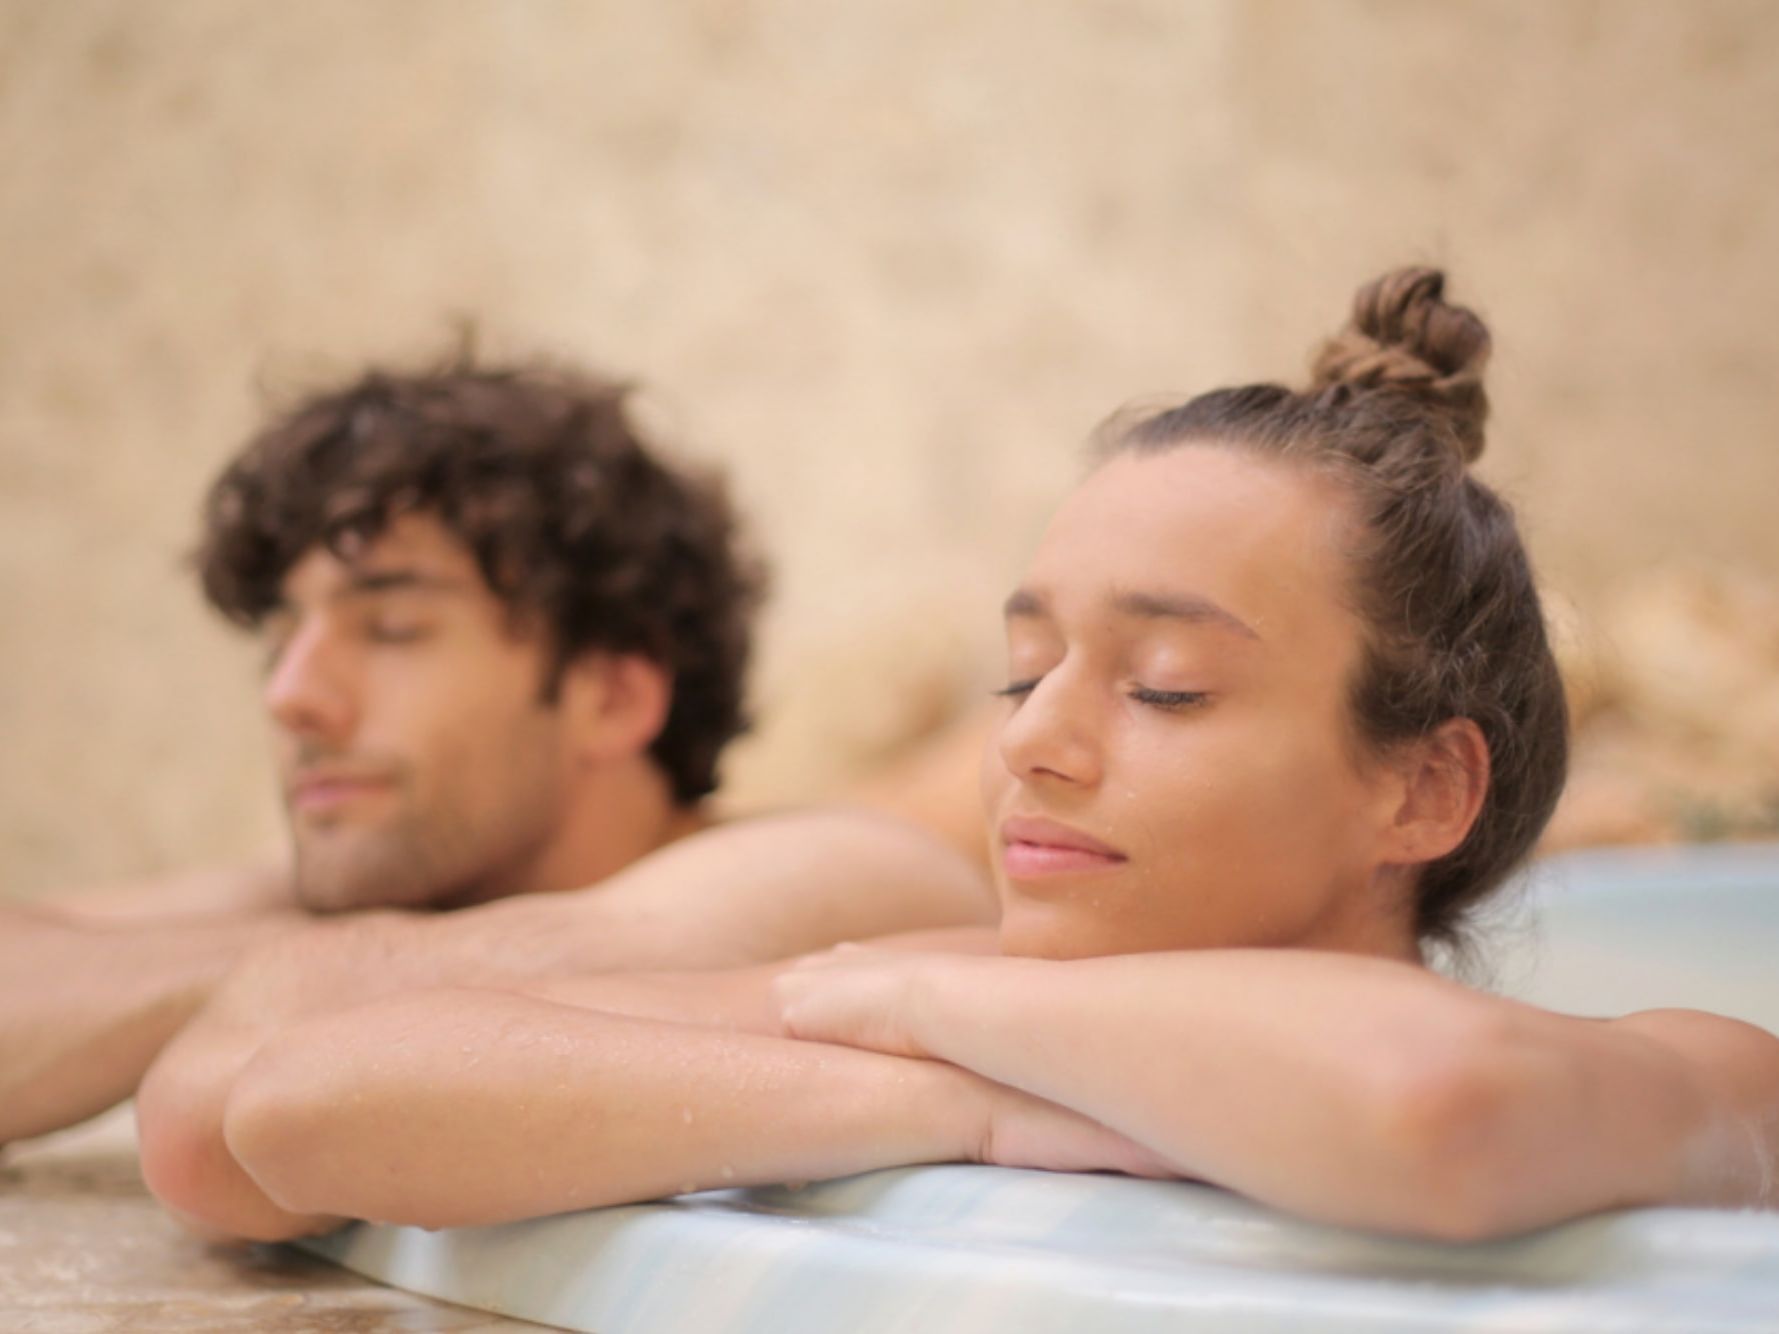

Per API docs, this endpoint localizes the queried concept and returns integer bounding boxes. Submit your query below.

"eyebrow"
[1003,586,1262,641]
[269,568,474,617]
[338,569,473,598]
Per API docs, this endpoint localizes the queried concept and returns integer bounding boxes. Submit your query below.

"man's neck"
[454,763,711,908]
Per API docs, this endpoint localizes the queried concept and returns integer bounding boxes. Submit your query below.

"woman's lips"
[999,816,1127,878]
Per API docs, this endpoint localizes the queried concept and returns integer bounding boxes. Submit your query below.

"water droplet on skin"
[679,1181,698,1195]
[681,1107,695,1125]
[720,1164,735,1180]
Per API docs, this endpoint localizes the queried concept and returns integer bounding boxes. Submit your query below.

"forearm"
[222,990,982,1233]
[136,1010,345,1241]
[42,859,292,923]
[525,928,1000,1036]
[0,910,299,1144]
[136,911,510,1242]
[130,901,701,1243]
[903,951,1708,1238]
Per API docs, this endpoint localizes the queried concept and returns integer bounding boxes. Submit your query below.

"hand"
[773,943,955,1057]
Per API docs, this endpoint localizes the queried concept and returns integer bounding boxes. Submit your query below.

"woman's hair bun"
[1308,266,1492,462]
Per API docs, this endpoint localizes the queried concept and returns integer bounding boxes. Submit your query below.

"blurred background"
[3,0,1776,900]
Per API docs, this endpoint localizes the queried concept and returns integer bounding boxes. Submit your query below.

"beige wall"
[3,0,1775,896]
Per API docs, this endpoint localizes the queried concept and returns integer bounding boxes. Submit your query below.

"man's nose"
[994,670,1103,789]
[262,622,357,743]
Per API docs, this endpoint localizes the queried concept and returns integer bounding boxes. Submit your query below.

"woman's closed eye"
[1128,686,1209,711]
[991,679,1209,711]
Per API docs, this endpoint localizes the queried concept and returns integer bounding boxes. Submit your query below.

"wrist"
[911,1057,996,1166]
[899,956,957,1060]
[904,954,1002,1064]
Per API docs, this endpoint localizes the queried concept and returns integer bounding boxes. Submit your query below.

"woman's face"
[982,445,1416,961]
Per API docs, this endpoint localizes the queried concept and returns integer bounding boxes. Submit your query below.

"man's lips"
[999,815,1128,877]
[287,771,397,813]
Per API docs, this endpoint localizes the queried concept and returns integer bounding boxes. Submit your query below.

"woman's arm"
[218,985,1161,1235]
[775,947,1779,1239]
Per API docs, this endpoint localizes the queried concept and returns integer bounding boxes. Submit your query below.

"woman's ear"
[557,652,673,767]
[1382,718,1490,867]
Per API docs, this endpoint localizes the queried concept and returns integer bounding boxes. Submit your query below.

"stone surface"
[0,1109,548,1332]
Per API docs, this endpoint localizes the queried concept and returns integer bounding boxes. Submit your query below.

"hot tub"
[304,843,1779,1332]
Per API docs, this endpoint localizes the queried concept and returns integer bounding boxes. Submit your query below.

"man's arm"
[137,810,996,1238]
[841,707,997,876]
[424,809,996,977]
[41,859,292,923]
[0,903,301,1146]
[205,979,1164,1236]
[777,947,1779,1240]
[222,991,985,1233]
[137,946,903,1238]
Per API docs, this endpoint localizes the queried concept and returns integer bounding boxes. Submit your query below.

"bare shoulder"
[697,804,985,864]
[592,804,996,924]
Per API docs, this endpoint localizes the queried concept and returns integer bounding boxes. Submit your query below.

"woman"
[146,268,1779,1242]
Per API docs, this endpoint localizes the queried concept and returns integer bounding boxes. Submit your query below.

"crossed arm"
[0,884,300,1146]
[133,810,998,1237]
[780,948,1779,1237]
[191,944,1779,1244]
[7,808,991,1154]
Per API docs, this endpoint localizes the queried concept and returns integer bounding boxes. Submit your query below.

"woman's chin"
[994,900,1126,961]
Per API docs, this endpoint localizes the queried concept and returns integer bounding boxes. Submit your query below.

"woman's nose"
[994,672,1103,789]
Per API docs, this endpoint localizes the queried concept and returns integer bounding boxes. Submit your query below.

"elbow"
[135,1073,213,1231]
[1356,1010,1540,1242]
[137,1055,337,1245]
[219,1034,360,1228]
[223,996,523,1233]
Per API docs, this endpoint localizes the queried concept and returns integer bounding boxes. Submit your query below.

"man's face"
[261,512,576,912]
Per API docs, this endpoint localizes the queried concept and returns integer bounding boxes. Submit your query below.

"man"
[1,357,993,1152]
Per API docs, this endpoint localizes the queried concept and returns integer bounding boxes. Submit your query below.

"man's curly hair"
[196,357,766,804]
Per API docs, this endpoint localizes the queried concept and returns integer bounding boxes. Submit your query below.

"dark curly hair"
[196,357,766,804]
[1100,268,1569,950]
